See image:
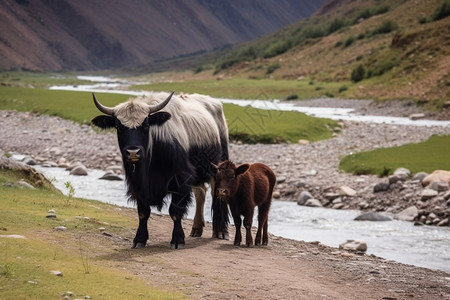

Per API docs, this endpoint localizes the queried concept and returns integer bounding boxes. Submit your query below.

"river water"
[32,161,450,274]
[45,76,450,273]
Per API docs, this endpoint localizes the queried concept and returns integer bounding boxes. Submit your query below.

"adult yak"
[91,91,229,249]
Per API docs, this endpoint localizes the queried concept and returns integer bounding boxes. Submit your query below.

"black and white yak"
[91,91,229,249]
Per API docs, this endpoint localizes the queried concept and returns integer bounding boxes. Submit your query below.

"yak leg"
[190,184,206,237]
[211,179,230,240]
[132,203,151,249]
[168,174,192,249]
[232,214,242,246]
[255,202,270,246]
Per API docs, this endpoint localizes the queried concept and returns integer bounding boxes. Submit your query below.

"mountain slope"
[0,0,325,71]
[208,0,450,103]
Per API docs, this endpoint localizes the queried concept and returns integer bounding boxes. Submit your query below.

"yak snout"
[125,147,142,163]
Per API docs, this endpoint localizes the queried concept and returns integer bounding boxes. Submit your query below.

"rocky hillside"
[0,0,324,71]
[208,0,450,103]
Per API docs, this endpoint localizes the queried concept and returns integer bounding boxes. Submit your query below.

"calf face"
[213,161,249,201]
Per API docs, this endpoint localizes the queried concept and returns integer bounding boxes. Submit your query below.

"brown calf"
[212,160,276,246]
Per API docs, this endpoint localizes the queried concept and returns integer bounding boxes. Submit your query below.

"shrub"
[263,40,292,58]
[432,0,450,21]
[327,18,347,35]
[371,20,398,35]
[285,94,299,100]
[266,63,281,75]
[338,85,348,93]
[344,36,355,47]
[351,64,365,82]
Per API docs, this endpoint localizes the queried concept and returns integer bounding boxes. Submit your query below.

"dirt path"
[88,209,450,300]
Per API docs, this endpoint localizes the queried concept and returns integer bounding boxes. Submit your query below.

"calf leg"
[255,202,270,246]
[232,214,242,246]
[132,203,150,249]
[243,213,254,247]
[190,184,206,237]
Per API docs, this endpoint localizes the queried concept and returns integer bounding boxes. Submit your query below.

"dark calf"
[212,160,276,246]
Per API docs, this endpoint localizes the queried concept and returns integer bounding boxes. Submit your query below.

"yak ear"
[147,111,171,126]
[235,164,250,176]
[91,115,115,129]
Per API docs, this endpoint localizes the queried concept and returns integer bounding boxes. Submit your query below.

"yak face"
[91,92,173,166]
[212,160,250,201]
[92,112,171,164]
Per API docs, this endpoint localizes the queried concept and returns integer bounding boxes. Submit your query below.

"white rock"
[395,206,418,222]
[339,186,356,197]
[339,240,367,252]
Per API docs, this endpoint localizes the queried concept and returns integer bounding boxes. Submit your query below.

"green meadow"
[339,135,450,176]
[132,77,350,100]
[0,82,339,143]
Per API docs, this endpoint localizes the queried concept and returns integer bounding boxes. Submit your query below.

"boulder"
[339,240,367,252]
[70,165,88,176]
[373,181,390,193]
[409,113,425,120]
[412,172,428,182]
[428,181,449,192]
[354,212,392,222]
[393,167,411,177]
[421,188,438,201]
[422,170,450,186]
[395,206,418,222]
[339,186,356,197]
[305,198,323,207]
[99,171,123,181]
[297,191,313,205]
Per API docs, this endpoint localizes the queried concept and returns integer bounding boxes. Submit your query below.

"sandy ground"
[73,209,450,300]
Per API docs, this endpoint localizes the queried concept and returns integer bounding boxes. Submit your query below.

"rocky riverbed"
[1,99,449,227]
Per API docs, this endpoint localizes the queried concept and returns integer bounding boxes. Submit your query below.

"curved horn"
[93,93,114,116]
[148,91,174,113]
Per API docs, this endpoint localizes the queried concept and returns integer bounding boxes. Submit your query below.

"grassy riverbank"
[0,168,184,299]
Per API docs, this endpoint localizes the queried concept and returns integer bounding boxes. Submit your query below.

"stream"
[44,76,450,273]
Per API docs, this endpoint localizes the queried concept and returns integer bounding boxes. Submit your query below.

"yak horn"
[148,91,174,113]
[93,93,114,116]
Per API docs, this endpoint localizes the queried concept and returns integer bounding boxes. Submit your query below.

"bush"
[266,63,281,75]
[285,94,299,100]
[327,18,347,35]
[344,36,355,47]
[351,64,365,82]
[432,0,450,21]
[371,20,398,35]
[263,40,292,58]
[338,85,348,93]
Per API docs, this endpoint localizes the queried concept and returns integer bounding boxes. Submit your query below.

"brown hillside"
[0,0,325,71]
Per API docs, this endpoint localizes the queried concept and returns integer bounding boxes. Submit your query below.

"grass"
[0,167,184,299]
[223,103,338,143]
[339,135,450,176]
[0,80,340,144]
[131,77,349,100]
[0,85,130,125]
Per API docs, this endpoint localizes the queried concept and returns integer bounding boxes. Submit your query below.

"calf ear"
[91,115,115,129]
[148,112,171,126]
[235,164,250,176]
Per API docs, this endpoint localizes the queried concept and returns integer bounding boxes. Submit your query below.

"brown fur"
[213,160,276,246]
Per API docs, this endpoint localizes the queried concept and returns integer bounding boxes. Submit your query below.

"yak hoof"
[131,242,146,249]
[170,243,185,250]
[189,228,203,237]
[213,230,230,240]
